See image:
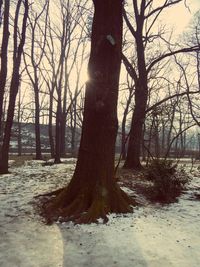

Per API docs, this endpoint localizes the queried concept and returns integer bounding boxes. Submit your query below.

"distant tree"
[54,0,88,162]
[16,83,22,156]
[68,40,87,156]
[119,74,134,160]
[0,0,29,174]
[41,0,89,162]
[15,83,27,157]
[23,0,49,160]
[43,0,134,224]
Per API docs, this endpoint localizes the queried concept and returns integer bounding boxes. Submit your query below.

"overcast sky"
[163,0,200,34]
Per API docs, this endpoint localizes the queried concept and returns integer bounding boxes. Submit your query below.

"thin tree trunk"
[154,116,160,158]
[0,0,3,18]
[17,121,22,156]
[71,100,77,156]
[121,114,127,160]
[17,89,22,156]
[141,123,146,161]
[121,88,133,160]
[166,104,176,156]
[146,117,154,164]
[48,92,54,158]
[161,120,165,156]
[0,0,10,136]
[34,87,42,159]
[70,106,75,154]
[124,83,148,169]
[60,113,67,157]
[60,73,68,157]
[54,102,62,164]
[0,0,28,174]
[124,23,148,169]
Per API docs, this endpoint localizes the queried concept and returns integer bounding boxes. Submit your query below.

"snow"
[0,160,200,267]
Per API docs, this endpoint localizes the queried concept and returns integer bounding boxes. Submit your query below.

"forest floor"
[0,157,200,267]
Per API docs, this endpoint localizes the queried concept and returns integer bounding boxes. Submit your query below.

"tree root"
[35,187,64,198]
[39,183,136,225]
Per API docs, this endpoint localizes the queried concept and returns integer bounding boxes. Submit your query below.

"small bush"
[145,159,189,202]
[42,161,54,166]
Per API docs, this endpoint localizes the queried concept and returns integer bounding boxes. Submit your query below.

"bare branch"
[122,53,137,82]
[123,7,136,38]
[147,46,200,73]
[145,0,182,19]
[146,90,200,113]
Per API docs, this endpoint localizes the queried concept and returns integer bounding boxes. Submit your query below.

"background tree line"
[0,0,200,175]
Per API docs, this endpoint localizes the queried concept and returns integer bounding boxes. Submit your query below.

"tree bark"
[43,0,134,224]
[123,12,148,169]
[123,83,148,169]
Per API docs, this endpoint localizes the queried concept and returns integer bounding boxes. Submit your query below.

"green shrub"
[145,159,189,202]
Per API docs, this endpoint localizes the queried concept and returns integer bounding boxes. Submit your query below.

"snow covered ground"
[0,159,200,267]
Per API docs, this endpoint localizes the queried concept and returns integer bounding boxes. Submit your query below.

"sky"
[118,0,200,123]
[80,0,200,87]
[2,0,200,124]
[162,0,200,34]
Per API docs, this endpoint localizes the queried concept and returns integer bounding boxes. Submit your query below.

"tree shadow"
[57,219,149,267]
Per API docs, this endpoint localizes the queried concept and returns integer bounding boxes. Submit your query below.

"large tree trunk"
[43,0,134,224]
[0,0,10,136]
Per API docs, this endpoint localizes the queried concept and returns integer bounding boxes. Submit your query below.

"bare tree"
[0,0,10,137]
[43,0,134,224]
[0,0,29,174]
[122,0,199,169]
[23,0,49,160]
[119,74,134,160]
[41,0,89,162]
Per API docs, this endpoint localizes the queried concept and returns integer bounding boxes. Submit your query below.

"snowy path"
[0,160,200,267]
